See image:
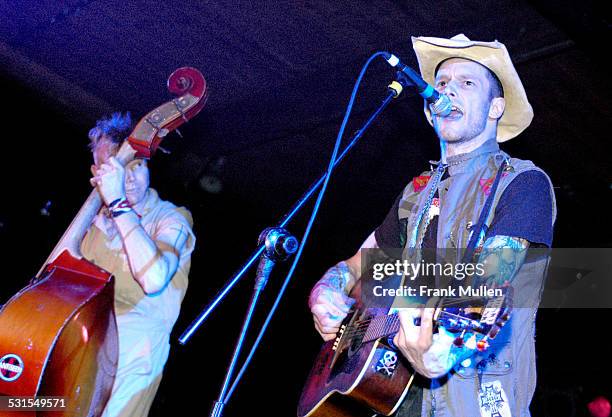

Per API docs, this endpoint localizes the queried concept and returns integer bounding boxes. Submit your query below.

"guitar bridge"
[331,324,346,352]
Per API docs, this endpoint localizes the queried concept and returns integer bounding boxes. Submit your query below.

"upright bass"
[0,68,208,416]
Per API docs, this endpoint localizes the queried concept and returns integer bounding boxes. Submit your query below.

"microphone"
[383,53,452,117]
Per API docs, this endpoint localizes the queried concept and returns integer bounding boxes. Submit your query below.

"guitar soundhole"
[326,313,370,381]
[328,347,360,380]
[348,330,364,356]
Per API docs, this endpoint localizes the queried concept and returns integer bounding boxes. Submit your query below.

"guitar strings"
[341,296,473,332]
[339,316,400,343]
[336,296,485,344]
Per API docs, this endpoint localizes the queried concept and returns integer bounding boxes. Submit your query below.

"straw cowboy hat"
[412,34,533,142]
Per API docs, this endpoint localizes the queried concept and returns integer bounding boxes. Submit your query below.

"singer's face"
[431,59,494,143]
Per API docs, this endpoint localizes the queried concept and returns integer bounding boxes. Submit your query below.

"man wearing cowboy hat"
[309,34,556,416]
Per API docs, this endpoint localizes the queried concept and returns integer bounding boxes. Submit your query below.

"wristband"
[108,197,133,218]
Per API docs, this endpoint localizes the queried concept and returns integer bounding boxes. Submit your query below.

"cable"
[224,51,390,401]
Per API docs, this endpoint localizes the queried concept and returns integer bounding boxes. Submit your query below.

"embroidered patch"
[479,172,509,196]
[412,175,432,193]
[375,349,398,378]
[427,197,440,220]
[478,380,512,417]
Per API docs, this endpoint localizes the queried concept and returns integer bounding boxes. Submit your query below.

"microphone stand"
[179,75,410,345]
[210,228,298,417]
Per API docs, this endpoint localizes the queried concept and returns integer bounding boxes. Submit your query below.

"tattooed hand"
[309,261,356,341]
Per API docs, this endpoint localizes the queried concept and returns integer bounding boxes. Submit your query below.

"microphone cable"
[224,51,391,401]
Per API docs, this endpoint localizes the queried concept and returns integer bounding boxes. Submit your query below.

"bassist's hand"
[91,157,126,206]
[309,286,355,341]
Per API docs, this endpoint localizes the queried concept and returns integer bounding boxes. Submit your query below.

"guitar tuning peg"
[488,326,500,339]
[157,146,171,154]
[465,335,477,350]
[453,329,467,347]
[175,128,183,138]
[476,337,489,352]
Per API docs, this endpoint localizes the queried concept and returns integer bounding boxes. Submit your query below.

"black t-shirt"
[374,170,554,249]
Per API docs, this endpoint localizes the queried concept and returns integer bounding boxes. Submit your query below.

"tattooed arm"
[393,235,530,378]
[476,235,529,286]
[436,236,531,370]
[309,232,377,341]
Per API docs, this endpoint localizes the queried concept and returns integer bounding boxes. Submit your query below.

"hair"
[88,112,132,151]
[485,68,504,100]
[435,58,504,101]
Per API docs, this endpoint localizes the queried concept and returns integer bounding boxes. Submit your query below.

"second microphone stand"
[210,227,299,417]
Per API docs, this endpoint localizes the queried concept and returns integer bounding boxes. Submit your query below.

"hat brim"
[412,35,533,142]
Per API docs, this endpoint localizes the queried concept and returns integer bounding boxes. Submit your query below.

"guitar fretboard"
[362,313,400,343]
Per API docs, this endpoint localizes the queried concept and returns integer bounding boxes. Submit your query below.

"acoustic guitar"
[298,287,512,417]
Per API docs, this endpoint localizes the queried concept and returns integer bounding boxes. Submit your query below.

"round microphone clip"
[258,227,299,262]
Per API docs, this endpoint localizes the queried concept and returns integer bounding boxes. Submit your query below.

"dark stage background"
[0,1,610,416]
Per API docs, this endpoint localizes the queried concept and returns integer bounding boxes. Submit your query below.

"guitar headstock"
[127,67,208,159]
[435,286,513,352]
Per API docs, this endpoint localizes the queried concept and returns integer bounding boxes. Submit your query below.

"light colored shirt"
[81,188,196,417]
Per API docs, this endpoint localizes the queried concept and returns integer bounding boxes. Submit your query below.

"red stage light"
[588,396,611,417]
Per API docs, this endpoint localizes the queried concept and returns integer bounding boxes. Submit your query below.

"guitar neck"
[360,299,505,345]
[362,313,401,344]
[36,67,208,279]
[37,189,102,276]
[37,143,137,277]
[360,306,448,343]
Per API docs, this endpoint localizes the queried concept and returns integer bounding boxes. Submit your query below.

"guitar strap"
[461,158,508,264]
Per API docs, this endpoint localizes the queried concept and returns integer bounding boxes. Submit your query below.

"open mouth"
[446,105,463,119]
